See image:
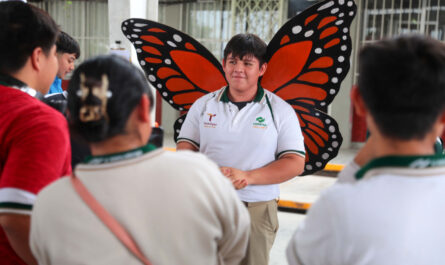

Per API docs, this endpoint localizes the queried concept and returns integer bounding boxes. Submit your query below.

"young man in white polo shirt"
[177,33,305,265]
[287,35,445,265]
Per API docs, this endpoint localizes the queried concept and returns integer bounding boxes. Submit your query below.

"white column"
[108,0,159,123]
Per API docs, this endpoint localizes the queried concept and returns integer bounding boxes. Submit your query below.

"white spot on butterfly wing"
[131,34,138,38]
[140,60,146,66]
[315,48,322,54]
[292,25,302,34]
[331,8,339,14]
[162,92,168,97]
[306,164,313,170]
[167,41,177,47]
[133,28,141,32]
[332,141,339,148]
[173,34,182,42]
[338,56,345,62]
[148,75,156,82]
[122,26,127,31]
[336,68,342,74]
[329,125,335,132]
[135,41,142,45]
[347,1,353,6]
[335,20,344,26]
[332,77,338,83]
[304,30,314,37]
[157,84,162,88]
[165,59,172,65]
[316,162,322,167]
[330,89,336,94]
[134,23,148,27]
[318,1,334,11]
[322,153,329,159]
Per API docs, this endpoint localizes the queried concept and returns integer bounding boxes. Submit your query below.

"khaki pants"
[241,199,279,265]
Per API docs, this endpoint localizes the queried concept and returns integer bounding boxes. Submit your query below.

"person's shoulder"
[192,87,225,105]
[34,176,72,207]
[160,149,218,170]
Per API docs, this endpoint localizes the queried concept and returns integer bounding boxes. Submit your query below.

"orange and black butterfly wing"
[262,0,356,107]
[122,19,227,112]
[261,0,356,174]
[291,102,342,175]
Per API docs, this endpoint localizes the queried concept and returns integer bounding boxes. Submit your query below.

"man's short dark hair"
[223,33,267,67]
[0,1,59,74]
[57,31,80,59]
[358,35,445,140]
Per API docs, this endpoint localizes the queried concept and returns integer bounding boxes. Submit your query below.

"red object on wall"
[61,80,70,91]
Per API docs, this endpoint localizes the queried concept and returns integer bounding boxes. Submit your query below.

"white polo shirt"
[178,86,305,202]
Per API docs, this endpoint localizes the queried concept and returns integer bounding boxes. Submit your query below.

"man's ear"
[259,62,267,76]
[30,47,44,71]
[137,94,151,123]
[351,85,367,117]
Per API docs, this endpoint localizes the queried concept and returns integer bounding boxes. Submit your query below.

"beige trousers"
[240,199,279,265]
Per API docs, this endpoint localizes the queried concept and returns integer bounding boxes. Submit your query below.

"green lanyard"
[83,144,157,165]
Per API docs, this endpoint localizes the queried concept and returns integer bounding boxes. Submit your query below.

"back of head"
[57,31,80,59]
[358,35,445,140]
[68,55,153,143]
[223,33,267,66]
[0,1,59,75]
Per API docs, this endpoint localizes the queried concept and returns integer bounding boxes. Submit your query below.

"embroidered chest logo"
[204,113,217,128]
[253,116,267,129]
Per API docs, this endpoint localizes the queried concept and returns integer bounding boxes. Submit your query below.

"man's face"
[39,45,58,94]
[57,52,77,79]
[222,53,267,95]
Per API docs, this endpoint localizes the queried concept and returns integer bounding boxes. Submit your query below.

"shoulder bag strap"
[70,174,153,265]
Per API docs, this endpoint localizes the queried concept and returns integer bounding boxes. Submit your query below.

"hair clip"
[78,73,111,122]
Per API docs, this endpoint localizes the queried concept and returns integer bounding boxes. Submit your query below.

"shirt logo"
[204,113,217,128]
[253,116,267,129]
[207,113,216,122]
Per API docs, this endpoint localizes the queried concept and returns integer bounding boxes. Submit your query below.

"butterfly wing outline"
[260,0,356,174]
[122,18,227,112]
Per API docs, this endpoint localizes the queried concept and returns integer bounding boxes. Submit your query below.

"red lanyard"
[71,174,153,265]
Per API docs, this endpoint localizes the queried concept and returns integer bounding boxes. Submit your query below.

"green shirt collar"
[84,144,157,165]
[355,154,445,180]
[219,83,265,103]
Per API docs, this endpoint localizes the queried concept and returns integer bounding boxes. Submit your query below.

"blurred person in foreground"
[30,55,250,265]
[287,35,445,265]
[0,2,71,265]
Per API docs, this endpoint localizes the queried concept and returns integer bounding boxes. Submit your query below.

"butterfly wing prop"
[122,19,227,112]
[261,0,356,175]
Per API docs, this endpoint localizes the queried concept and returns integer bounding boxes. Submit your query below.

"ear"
[351,85,367,117]
[137,94,151,123]
[259,62,267,76]
[30,47,43,71]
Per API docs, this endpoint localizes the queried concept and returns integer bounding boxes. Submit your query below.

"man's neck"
[373,133,437,157]
[228,86,258,102]
[90,134,147,157]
